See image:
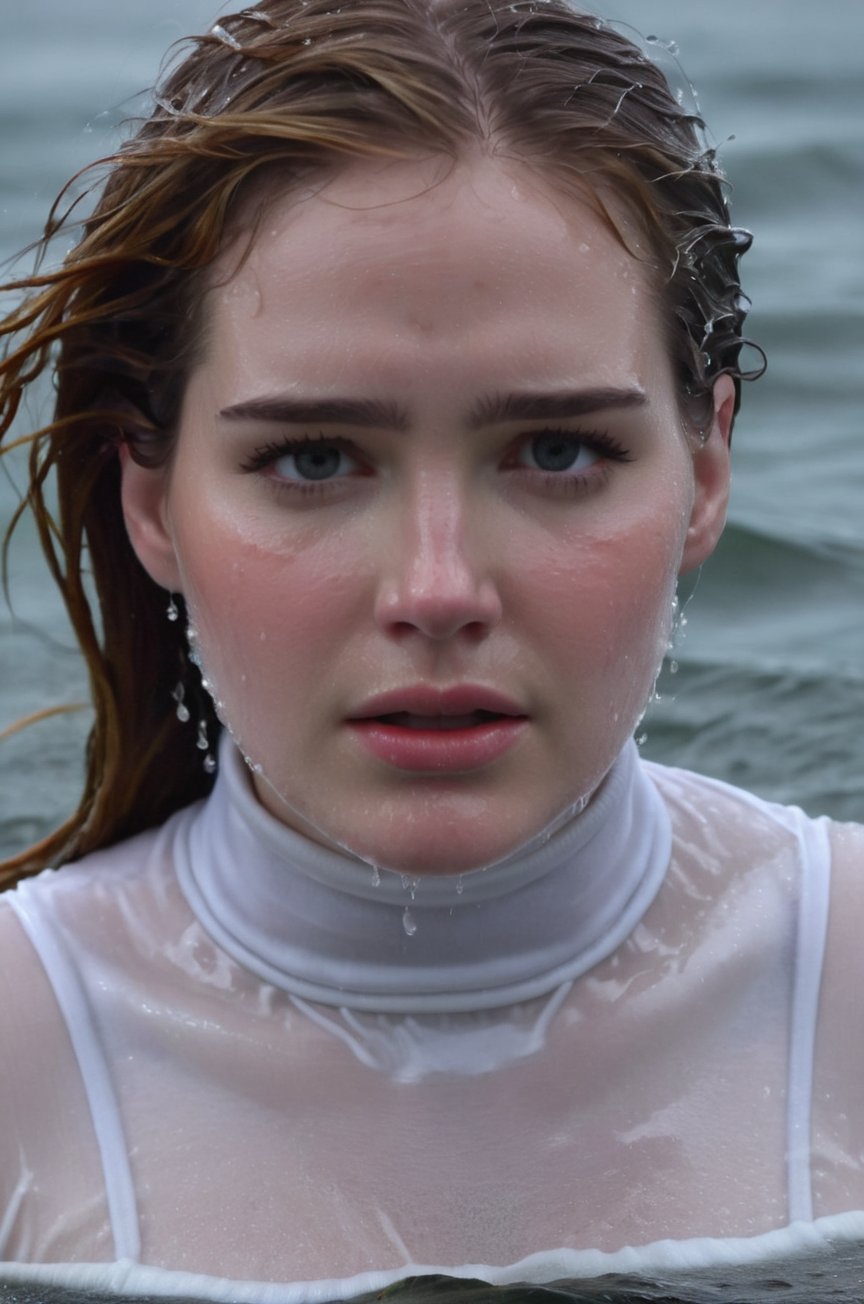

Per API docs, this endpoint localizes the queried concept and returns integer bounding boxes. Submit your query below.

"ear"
[118,443,183,593]
[678,374,735,575]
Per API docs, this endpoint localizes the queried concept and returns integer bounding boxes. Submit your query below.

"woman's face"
[123,155,732,875]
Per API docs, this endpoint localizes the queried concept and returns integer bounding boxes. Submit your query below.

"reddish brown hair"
[0,0,759,883]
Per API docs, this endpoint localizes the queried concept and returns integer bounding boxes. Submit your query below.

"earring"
[166,598,217,776]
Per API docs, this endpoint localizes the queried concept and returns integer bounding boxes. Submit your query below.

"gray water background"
[1,0,862,856]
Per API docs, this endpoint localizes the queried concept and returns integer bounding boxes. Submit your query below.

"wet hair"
[0,0,761,883]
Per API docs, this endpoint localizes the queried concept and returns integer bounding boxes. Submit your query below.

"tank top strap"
[8,876,142,1262]
[786,809,832,1223]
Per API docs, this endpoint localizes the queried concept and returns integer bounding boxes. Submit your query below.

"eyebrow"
[218,396,409,430]
[468,387,647,429]
[217,386,646,431]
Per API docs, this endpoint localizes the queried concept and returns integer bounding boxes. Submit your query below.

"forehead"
[200,154,667,393]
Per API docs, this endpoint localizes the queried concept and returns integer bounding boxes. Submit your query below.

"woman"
[1,1,862,1300]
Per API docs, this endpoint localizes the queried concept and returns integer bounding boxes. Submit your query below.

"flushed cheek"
[175,530,366,721]
[522,520,682,703]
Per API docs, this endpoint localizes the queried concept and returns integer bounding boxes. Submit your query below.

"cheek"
[173,516,366,702]
[519,510,685,661]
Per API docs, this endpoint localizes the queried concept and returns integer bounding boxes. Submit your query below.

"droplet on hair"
[211,22,242,50]
[171,683,191,723]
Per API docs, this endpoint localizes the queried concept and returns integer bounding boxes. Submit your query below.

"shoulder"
[805,818,864,1216]
[643,758,829,880]
[814,817,864,1063]
[1,800,200,921]
[0,807,195,1056]
[0,893,82,1209]
[0,808,200,1217]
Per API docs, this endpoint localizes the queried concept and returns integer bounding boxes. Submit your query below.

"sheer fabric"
[1,739,863,1302]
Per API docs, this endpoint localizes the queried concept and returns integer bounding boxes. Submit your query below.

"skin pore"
[121,154,733,877]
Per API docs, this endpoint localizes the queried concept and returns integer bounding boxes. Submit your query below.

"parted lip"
[349,684,527,721]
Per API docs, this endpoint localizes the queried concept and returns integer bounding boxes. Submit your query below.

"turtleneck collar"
[174,737,670,1013]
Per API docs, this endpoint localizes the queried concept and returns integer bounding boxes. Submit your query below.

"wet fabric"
[1,738,863,1302]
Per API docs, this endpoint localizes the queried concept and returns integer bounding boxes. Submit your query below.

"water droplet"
[402,907,417,937]
[196,721,209,751]
[166,596,179,622]
[211,22,242,50]
[636,732,648,746]
[669,659,679,674]
[455,875,464,895]
[203,754,217,774]
[370,865,381,887]
[171,683,190,722]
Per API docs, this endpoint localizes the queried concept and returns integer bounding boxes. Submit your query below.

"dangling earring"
[166,595,217,776]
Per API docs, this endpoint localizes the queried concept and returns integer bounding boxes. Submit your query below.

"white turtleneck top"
[1,739,863,1303]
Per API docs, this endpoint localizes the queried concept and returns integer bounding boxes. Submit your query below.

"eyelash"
[239,428,633,497]
[239,434,365,494]
[506,427,633,491]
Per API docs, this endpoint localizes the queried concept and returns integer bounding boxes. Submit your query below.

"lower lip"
[348,718,527,772]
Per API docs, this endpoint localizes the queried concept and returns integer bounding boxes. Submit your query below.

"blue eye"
[241,436,364,484]
[518,432,602,474]
[273,442,353,481]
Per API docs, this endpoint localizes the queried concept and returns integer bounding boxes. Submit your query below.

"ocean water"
[1,0,862,855]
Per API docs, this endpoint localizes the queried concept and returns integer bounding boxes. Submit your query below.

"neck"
[174,737,671,1013]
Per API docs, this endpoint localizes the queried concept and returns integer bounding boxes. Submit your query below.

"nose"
[374,478,503,642]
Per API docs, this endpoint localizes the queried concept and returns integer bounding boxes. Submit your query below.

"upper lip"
[349,685,527,720]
